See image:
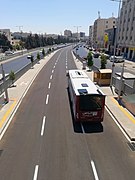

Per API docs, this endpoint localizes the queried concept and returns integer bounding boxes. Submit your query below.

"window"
[79,95,103,111]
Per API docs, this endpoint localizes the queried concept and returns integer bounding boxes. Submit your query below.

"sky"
[0,0,119,35]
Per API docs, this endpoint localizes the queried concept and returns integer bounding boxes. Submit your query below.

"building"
[0,29,14,45]
[79,32,85,40]
[93,17,117,49]
[105,27,116,54]
[117,0,135,60]
[89,25,94,47]
[64,30,72,37]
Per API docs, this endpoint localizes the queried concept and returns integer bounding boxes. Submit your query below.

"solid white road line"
[46,94,49,105]
[91,160,99,180]
[105,106,131,142]
[41,116,46,136]
[48,82,51,89]
[33,165,39,180]
[50,75,53,79]
[81,123,85,133]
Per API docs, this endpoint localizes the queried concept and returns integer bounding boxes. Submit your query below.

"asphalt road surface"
[0,47,135,180]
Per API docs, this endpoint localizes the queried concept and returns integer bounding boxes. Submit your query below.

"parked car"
[110,56,124,63]
[5,51,14,56]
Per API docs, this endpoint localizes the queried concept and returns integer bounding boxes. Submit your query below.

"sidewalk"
[73,52,135,141]
[0,51,57,140]
[0,49,135,141]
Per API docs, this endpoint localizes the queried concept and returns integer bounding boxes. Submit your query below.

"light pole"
[1,64,9,103]
[110,0,127,100]
[74,26,81,42]
[110,0,123,88]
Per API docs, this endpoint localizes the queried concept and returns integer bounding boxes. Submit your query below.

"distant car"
[110,56,124,63]
[5,51,14,56]
[27,55,32,59]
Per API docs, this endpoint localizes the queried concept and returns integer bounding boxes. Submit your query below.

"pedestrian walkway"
[73,52,135,141]
[0,51,57,140]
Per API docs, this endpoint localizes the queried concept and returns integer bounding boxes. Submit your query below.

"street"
[0,47,135,179]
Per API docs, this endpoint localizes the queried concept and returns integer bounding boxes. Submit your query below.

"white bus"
[67,70,105,122]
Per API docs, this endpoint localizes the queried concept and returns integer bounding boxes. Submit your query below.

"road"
[0,47,135,179]
[0,44,64,74]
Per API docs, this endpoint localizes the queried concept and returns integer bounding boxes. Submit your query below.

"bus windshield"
[79,95,104,111]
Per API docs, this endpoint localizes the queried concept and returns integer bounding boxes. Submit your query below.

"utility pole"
[1,64,9,103]
[16,25,23,55]
[16,25,23,32]
[74,26,81,42]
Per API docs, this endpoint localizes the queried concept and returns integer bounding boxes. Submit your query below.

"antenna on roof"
[98,11,101,19]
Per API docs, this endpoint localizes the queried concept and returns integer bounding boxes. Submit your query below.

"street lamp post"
[1,64,9,103]
[74,26,81,42]
[110,0,126,99]
[110,0,123,88]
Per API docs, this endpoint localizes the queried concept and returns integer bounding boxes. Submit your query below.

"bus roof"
[68,70,104,96]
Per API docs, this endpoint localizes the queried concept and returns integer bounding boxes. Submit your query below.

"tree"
[37,52,40,63]
[30,55,34,67]
[100,54,107,69]
[87,51,93,71]
[42,48,45,57]
[9,70,15,87]
[0,34,12,52]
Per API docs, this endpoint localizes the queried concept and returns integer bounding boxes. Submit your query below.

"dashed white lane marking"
[48,82,51,89]
[91,160,99,180]
[41,116,46,136]
[33,165,39,180]
[52,70,54,73]
[66,66,68,69]
[50,75,53,79]
[53,65,55,69]
[46,94,49,105]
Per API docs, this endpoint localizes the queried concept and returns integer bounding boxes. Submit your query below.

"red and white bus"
[67,70,105,122]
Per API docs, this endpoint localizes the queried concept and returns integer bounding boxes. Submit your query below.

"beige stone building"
[117,0,135,60]
[0,29,14,45]
[93,17,117,48]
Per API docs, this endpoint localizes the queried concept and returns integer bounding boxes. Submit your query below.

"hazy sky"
[0,0,119,35]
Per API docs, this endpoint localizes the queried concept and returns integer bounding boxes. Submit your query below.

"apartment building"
[64,30,72,37]
[0,29,14,45]
[117,0,135,60]
[88,25,94,47]
[93,17,117,48]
